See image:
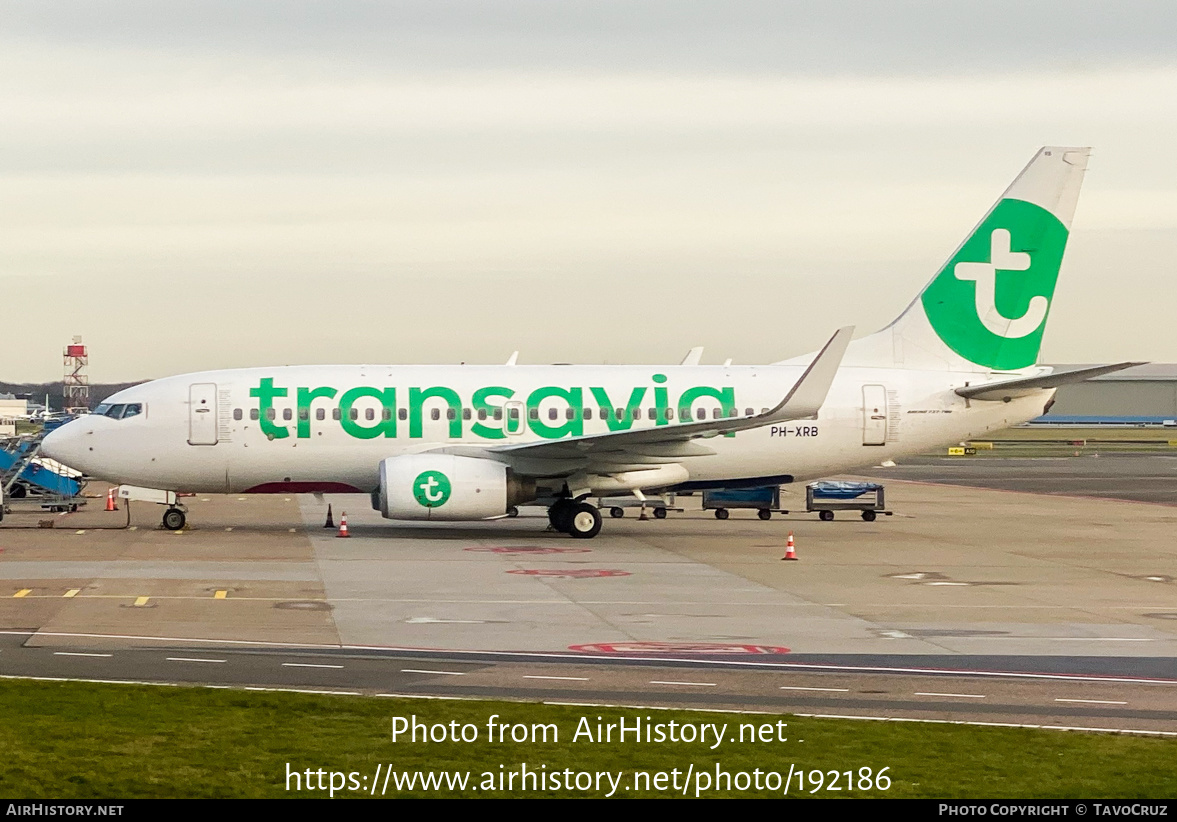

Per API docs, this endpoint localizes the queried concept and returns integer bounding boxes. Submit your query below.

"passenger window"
[599,407,609,419]
[431,408,440,421]
[529,408,538,420]
[382,408,392,421]
[299,408,309,421]
[696,408,706,420]
[283,408,293,421]
[584,408,592,420]
[679,407,689,420]
[615,408,623,420]
[365,408,375,421]
[498,408,507,421]
[446,408,456,421]
[548,408,558,421]
[666,408,674,420]
[332,408,341,420]
[478,408,487,421]
[729,408,738,418]
[316,408,325,421]
[463,408,472,421]
[647,408,656,419]
[250,408,260,421]
[713,408,721,419]
[233,408,243,421]
[266,408,276,421]
[349,408,358,421]
[398,408,407,421]
[745,408,753,417]
[633,408,642,420]
[565,407,575,420]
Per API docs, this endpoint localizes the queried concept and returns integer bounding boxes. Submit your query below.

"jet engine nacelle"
[378,454,535,520]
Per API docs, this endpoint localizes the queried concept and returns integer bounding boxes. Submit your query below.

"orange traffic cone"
[781,531,798,561]
[336,512,350,538]
[105,488,119,512]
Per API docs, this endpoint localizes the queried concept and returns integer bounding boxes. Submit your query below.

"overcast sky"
[2,1,1176,381]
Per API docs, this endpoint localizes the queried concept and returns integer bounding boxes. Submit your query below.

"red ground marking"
[507,569,631,578]
[569,641,791,655]
[464,546,592,554]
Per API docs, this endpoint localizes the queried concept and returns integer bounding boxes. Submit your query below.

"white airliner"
[42,147,1137,537]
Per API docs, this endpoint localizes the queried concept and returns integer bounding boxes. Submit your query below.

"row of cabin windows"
[230,406,770,423]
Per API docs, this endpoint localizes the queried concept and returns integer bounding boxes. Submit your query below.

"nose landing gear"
[162,507,187,531]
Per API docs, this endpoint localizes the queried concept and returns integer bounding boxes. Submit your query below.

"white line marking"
[793,712,1177,737]
[915,692,986,699]
[523,675,590,682]
[1054,698,1128,705]
[650,680,717,687]
[281,663,344,669]
[376,694,474,701]
[402,668,466,676]
[4,630,1176,685]
[165,657,226,664]
[780,686,850,692]
[53,652,112,658]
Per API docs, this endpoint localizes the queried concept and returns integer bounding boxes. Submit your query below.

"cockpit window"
[95,402,143,420]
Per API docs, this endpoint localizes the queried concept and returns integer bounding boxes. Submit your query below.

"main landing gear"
[547,498,602,539]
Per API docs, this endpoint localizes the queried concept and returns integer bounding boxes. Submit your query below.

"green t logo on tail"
[921,198,1069,370]
[413,471,452,507]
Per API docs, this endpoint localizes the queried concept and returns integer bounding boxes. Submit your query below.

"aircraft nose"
[40,420,90,473]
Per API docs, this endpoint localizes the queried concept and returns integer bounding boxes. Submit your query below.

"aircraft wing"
[955,362,1146,401]
[486,327,853,466]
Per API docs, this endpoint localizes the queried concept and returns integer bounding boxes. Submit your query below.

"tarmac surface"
[1,455,1175,727]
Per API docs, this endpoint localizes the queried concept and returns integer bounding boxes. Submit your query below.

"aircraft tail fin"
[838,146,1091,372]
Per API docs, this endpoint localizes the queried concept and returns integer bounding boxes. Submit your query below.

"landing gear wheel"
[507,506,519,518]
[653,507,667,520]
[758,509,772,521]
[819,510,834,522]
[714,508,729,520]
[610,507,624,519]
[861,510,877,522]
[162,508,186,531]
[567,503,602,539]
[548,500,575,532]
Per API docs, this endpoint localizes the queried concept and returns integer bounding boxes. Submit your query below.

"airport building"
[1046,364,1177,420]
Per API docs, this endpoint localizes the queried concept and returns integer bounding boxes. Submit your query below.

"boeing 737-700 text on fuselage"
[42,147,1138,537]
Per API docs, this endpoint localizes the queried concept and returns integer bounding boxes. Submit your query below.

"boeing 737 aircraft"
[42,147,1137,537]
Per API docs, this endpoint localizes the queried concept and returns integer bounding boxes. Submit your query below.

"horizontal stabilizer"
[955,362,1146,401]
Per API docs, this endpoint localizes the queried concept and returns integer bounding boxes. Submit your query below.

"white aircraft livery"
[42,147,1138,537]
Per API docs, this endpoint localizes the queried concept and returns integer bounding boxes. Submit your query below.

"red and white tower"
[63,335,90,414]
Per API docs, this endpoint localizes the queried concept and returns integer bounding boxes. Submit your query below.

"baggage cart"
[702,485,786,521]
[806,481,891,522]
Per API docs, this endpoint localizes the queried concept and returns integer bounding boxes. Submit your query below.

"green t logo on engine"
[413,470,452,507]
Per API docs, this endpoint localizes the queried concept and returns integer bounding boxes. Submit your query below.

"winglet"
[505,351,519,366]
[680,346,704,366]
[763,326,854,421]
